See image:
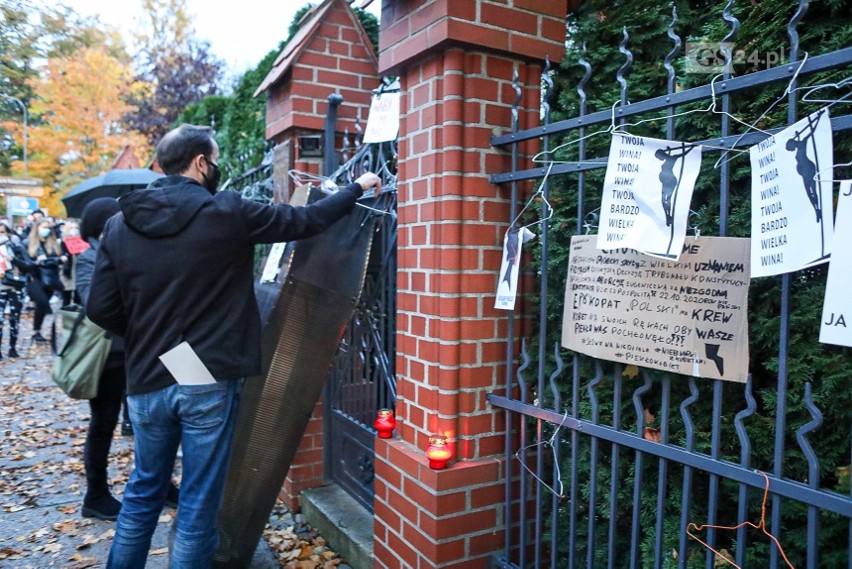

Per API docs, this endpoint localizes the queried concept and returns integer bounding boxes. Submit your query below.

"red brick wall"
[378,0,567,74]
[393,49,541,459]
[265,2,378,141]
[374,440,505,568]
[374,48,542,569]
[278,400,325,511]
[373,0,564,566]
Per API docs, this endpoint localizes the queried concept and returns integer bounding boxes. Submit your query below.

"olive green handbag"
[52,304,112,400]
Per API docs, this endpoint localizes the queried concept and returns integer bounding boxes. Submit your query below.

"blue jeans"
[107,379,241,569]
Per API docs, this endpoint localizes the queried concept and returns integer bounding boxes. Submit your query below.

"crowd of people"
[0,205,155,521]
[0,209,82,354]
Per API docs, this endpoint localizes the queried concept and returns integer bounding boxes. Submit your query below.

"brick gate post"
[373,2,566,567]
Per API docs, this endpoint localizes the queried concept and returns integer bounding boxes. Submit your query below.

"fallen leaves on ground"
[263,503,350,568]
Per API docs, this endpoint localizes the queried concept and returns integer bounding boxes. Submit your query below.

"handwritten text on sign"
[562,236,750,382]
[363,91,401,144]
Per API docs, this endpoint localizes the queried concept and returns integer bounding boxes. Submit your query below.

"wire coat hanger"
[714,54,812,169]
[514,407,569,498]
[814,158,852,185]
[510,162,554,229]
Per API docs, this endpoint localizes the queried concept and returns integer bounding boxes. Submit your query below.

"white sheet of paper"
[750,108,834,277]
[495,227,535,310]
[260,242,287,284]
[159,342,217,386]
[596,134,702,260]
[820,180,852,346]
[363,91,401,143]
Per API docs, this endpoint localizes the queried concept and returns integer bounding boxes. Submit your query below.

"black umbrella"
[62,168,164,218]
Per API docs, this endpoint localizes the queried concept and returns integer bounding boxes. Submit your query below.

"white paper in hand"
[159,342,217,385]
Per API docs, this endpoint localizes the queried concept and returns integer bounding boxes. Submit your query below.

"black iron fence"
[489,2,852,568]
[323,91,399,512]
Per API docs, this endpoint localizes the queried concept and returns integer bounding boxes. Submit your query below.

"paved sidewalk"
[0,312,281,568]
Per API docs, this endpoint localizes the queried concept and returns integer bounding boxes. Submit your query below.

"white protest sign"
[563,235,750,382]
[750,108,833,277]
[363,91,401,143]
[597,134,702,260]
[495,227,535,310]
[820,180,852,346]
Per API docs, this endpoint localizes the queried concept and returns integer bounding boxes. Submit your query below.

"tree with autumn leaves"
[19,47,149,214]
[1,0,221,216]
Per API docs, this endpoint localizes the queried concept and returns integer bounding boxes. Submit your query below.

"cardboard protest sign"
[597,134,702,260]
[750,108,833,277]
[820,180,852,346]
[562,235,750,382]
[363,91,401,143]
[495,227,535,310]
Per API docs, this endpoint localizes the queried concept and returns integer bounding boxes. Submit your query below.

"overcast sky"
[42,0,381,80]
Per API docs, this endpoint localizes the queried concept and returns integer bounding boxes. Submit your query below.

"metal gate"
[488,2,852,568]
[323,93,398,512]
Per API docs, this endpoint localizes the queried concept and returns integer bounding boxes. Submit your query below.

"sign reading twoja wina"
[562,236,751,382]
[749,108,833,277]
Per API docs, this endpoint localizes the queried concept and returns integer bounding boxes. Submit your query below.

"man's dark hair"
[156,124,215,175]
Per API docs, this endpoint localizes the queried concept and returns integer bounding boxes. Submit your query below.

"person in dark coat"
[20,219,65,342]
[87,124,380,568]
[75,198,125,520]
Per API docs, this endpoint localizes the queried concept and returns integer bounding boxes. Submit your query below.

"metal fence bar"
[518,341,531,569]
[492,46,852,146]
[587,364,604,568]
[678,379,699,565]
[503,66,523,564]
[734,377,757,566]
[630,376,653,568]
[654,376,672,569]
[797,383,824,568]
[548,345,563,569]
[491,114,852,184]
[488,394,852,516]
[569,42,591,569]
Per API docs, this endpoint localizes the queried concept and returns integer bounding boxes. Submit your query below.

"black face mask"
[202,157,221,194]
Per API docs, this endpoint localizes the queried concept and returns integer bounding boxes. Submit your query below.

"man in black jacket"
[88,124,379,568]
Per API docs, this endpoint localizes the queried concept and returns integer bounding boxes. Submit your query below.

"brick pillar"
[373,2,566,567]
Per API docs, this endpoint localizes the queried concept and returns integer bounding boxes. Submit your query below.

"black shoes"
[32,333,48,343]
[8,348,19,358]
[82,493,122,521]
[120,420,134,436]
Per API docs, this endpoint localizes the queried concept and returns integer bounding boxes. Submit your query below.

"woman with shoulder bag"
[21,219,66,343]
[0,221,24,359]
[76,199,127,520]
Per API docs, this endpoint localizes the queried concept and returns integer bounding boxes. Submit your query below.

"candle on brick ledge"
[374,409,396,439]
[425,434,452,469]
